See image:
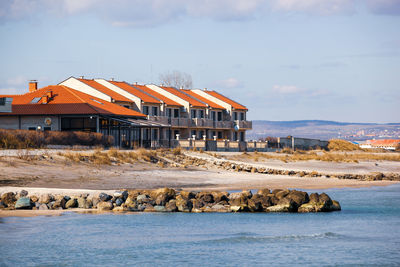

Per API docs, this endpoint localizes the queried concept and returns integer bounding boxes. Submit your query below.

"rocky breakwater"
[0,188,341,213]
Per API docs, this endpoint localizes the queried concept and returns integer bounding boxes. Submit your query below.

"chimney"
[110,78,114,81]
[204,88,207,91]
[135,82,138,85]
[42,95,49,104]
[79,76,84,79]
[180,86,184,89]
[29,80,38,92]
[47,90,53,99]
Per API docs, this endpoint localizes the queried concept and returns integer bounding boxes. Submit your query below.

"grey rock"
[154,205,167,212]
[19,190,28,198]
[39,194,54,204]
[15,197,32,209]
[99,193,112,202]
[65,198,78,209]
[0,201,8,209]
[115,198,124,206]
[38,204,49,210]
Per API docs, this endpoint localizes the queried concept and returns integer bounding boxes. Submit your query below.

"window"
[211,111,216,121]
[30,97,41,104]
[174,130,180,139]
[218,131,223,139]
[217,112,222,121]
[44,127,51,131]
[167,108,172,118]
[233,112,238,120]
[123,105,130,109]
[240,112,245,121]
[0,98,5,105]
[143,106,149,115]
[198,130,204,139]
[212,131,216,138]
[152,129,158,140]
[174,109,179,118]
[191,109,196,119]
[152,106,158,116]
[240,132,245,142]
[28,127,36,131]
[234,132,238,141]
[191,130,196,138]
[199,110,204,118]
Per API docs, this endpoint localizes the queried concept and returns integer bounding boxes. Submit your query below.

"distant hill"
[247,120,400,141]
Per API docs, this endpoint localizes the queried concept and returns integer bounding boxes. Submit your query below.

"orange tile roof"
[0,85,145,117]
[205,90,247,110]
[368,139,400,146]
[109,81,161,104]
[140,86,182,107]
[78,79,132,103]
[160,86,207,108]
[182,89,225,109]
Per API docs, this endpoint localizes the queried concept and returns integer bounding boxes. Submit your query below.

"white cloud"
[272,85,304,94]
[271,0,356,15]
[214,78,243,89]
[0,0,399,27]
[7,75,27,86]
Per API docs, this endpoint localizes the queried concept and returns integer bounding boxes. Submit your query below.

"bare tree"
[159,70,193,89]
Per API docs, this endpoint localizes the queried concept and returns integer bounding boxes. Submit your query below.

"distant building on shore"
[0,77,252,150]
[359,139,400,150]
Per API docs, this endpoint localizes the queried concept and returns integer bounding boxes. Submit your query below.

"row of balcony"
[147,116,252,129]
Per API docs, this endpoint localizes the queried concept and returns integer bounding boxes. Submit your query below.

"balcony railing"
[213,121,233,129]
[235,120,252,129]
[170,117,191,127]
[147,116,169,125]
[191,118,214,128]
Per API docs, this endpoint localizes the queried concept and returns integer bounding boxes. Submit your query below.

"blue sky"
[0,0,399,123]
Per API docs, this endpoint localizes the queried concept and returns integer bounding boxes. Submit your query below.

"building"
[360,139,400,150]
[0,77,253,150]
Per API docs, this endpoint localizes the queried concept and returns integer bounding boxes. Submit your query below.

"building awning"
[103,116,170,128]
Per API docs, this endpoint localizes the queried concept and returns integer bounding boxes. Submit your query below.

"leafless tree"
[159,70,193,89]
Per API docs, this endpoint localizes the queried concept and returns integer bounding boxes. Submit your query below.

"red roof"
[0,85,145,117]
[160,86,207,108]
[109,81,160,104]
[140,86,182,107]
[78,79,132,103]
[205,90,247,110]
[368,139,400,146]
[182,89,224,109]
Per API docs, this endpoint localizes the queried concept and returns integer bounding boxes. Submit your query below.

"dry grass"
[0,129,113,149]
[328,139,362,151]
[239,150,400,163]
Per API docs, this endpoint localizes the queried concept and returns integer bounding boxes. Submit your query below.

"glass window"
[152,106,158,116]
[233,112,238,120]
[217,112,222,121]
[191,130,196,138]
[167,108,172,118]
[234,132,238,141]
[211,111,216,121]
[174,109,179,118]
[143,106,149,115]
[191,109,196,119]
[240,112,245,121]
[218,131,223,139]
[199,110,204,118]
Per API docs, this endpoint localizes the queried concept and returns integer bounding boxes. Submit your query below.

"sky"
[0,0,399,123]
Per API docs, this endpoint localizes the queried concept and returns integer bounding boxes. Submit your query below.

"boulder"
[112,206,127,212]
[127,189,142,199]
[0,201,7,209]
[309,193,319,204]
[248,194,273,212]
[39,194,54,204]
[15,197,32,209]
[114,190,128,200]
[267,198,297,212]
[228,190,252,207]
[136,194,153,205]
[179,191,196,200]
[154,205,167,212]
[165,199,177,212]
[211,191,229,203]
[319,193,333,206]
[30,195,39,203]
[275,190,290,200]
[191,198,204,210]
[331,200,341,211]
[38,204,49,210]
[271,189,283,195]
[205,204,231,213]
[196,192,214,204]
[97,201,113,211]
[144,204,156,212]
[257,188,271,196]
[99,193,112,202]
[92,197,100,208]
[19,190,28,198]
[52,198,66,209]
[124,196,137,209]
[150,188,176,204]
[287,190,309,207]
[1,192,16,206]
[65,198,78,209]
[176,195,193,212]
[115,198,124,206]
[77,197,92,209]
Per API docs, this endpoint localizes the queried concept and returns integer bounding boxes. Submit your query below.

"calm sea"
[1,184,400,267]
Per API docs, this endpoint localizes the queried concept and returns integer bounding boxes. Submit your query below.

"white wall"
[146,85,190,111]
[94,79,142,109]
[59,77,112,102]
[191,89,232,115]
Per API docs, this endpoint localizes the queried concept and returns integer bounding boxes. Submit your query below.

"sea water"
[1,184,400,267]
